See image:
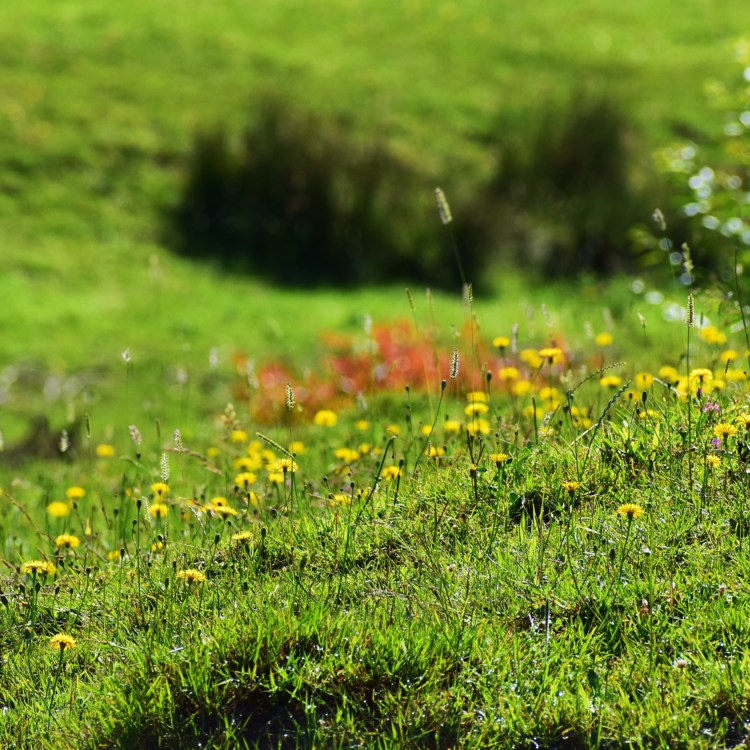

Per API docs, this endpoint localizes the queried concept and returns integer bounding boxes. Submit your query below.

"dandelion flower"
[714,423,738,440]
[538,386,560,401]
[616,503,644,520]
[150,482,170,498]
[720,349,739,364]
[706,455,721,468]
[690,368,713,385]
[355,419,371,431]
[234,456,260,471]
[313,409,337,427]
[149,502,169,518]
[561,481,581,493]
[466,391,488,403]
[737,414,750,428]
[288,441,305,454]
[595,332,613,346]
[47,501,71,518]
[386,424,401,436]
[65,486,86,501]
[493,336,511,349]
[267,471,284,484]
[273,458,298,473]
[49,634,76,651]
[333,448,359,464]
[176,569,206,584]
[699,326,727,345]
[444,419,462,433]
[520,349,543,368]
[498,367,519,381]
[329,493,352,507]
[512,381,532,397]
[95,444,115,458]
[230,429,248,443]
[55,534,81,549]
[466,419,491,436]
[381,465,402,480]
[21,560,56,576]
[600,375,623,388]
[633,372,654,390]
[234,471,257,488]
[464,402,489,415]
[490,453,510,465]
[538,347,563,364]
[231,530,253,545]
[658,365,679,383]
[427,446,445,459]
[213,504,238,517]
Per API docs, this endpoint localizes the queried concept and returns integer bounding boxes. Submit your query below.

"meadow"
[3,2,750,747]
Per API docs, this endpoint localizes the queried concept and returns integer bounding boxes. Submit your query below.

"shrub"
[169,98,482,288]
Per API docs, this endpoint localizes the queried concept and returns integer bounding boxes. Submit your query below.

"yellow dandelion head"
[355,419,371,431]
[273,458,298,473]
[230,429,249,443]
[492,336,511,349]
[95,444,115,458]
[55,534,81,549]
[444,419,462,433]
[520,349,543,368]
[633,372,654,390]
[599,375,623,388]
[176,569,206,584]
[234,471,257,488]
[49,633,76,651]
[512,381,533,397]
[490,452,510,465]
[65,486,86,500]
[466,419,491,436]
[699,326,727,345]
[231,530,253,545]
[150,482,170,498]
[381,465,403,480]
[706,455,721,468]
[658,365,679,383]
[267,471,284,484]
[561,481,581,493]
[690,368,713,384]
[538,347,563,364]
[466,390,488,403]
[714,423,738,440]
[21,560,56,576]
[498,366,520,381]
[385,424,401,436]
[149,502,169,518]
[47,501,71,518]
[333,448,360,464]
[616,503,644,520]
[288,440,305,455]
[313,409,338,427]
[464,402,489,415]
[595,332,613,347]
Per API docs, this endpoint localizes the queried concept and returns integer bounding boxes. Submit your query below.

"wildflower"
[230,429,248,443]
[444,419,462,433]
[54,534,81,549]
[21,560,56,576]
[355,419,371,431]
[520,349,543,368]
[720,349,739,364]
[706,455,721,468]
[49,634,76,651]
[273,458,298,473]
[512,381,533,397]
[234,456,260,471]
[358,443,372,454]
[313,409,338,427]
[427,446,445,459]
[466,391,488,403]
[234,471,257,488]
[381,465,402,480]
[493,336,511,349]
[714,423,738,440]
[213,504,238,517]
[538,347,563,364]
[725,369,747,382]
[633,372,654,390]
[595,332,613,346]
[561,481,581,493]
[210,496,229,509]
[658,365,679,383]
[231,530,253,545]
[386,424,401,436]
[329,493,352,507]
[151,540,167,552]
[600,375,623,388]
[176,569,206,584]
[616,503,644,520]
[737,414,750,428]
[150,482,170,498]
[464,402,489,415]
[538,386,560,401]
[288,441,305,454]
[267,471,284,484]
[149,503,169,518]
[107,550,125,561]
[65,486,86,501]
[690,368,713,385]
[498,367,519,381]
[333,448,360,464]
[47,501,71,518]
[699,326,727,345]
[95,444,115,458]
[490,453,510,466]
[466,419,491,435]
[522,405,543,419]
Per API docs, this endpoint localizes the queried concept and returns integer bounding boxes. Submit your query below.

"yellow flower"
[206,446,220,458]
[725,369,747,382]
[595,332,613,346]
[690,368,713,384]
[498,367,520,381]
[151,540,167,553]
[464,402,489,415]
[443,419,462,433]
[95,444,115,458]
[234,472,257,488]
[381,465,402,480]
[231,530,253,545]
[616,503,644,520]
[386,424,401,436]
[333,448,360,464]
[65,486,86,501]
[313,409,337,427]
[176,569,206,584]
[288,441,306,455]
[328,493,352,507]
[522,405,543,419]
[737,414,750,428]
[21,560,56,576]
[699,326,727,345]
[512,381,532,397]
[267,471,284,484]
[210,496,229,509]
[234,456,261,471]
[466,391,488,403]
[538,386,560,401]
[150,482,170,498]
[493,336,511,349]
[714,423,738,440]
[47,501,71,518]
[520,348,543,368]
[149,502,169,518]
[427,446,445,458]
[600,375,623,388]
[272,458,298,473]
[490,452,510,465]
[720,349,739,364]
[55,534,81,549]
[355,419,371,431]
[466,419,491,436]
[633,372,654,390]
[658,365,679,383]
[538,347,563,364]
[213,504,238,517]
[358,443,372,455]
[706,455,721,468]
[230,429,248,443]
[561,481,581,493]
[49,633,76,651]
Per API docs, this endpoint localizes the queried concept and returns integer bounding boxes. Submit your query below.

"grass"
[2,275,750,748]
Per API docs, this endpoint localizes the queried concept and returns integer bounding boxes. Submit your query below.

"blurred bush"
[169,93,672,286]
[170,99,484,288]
